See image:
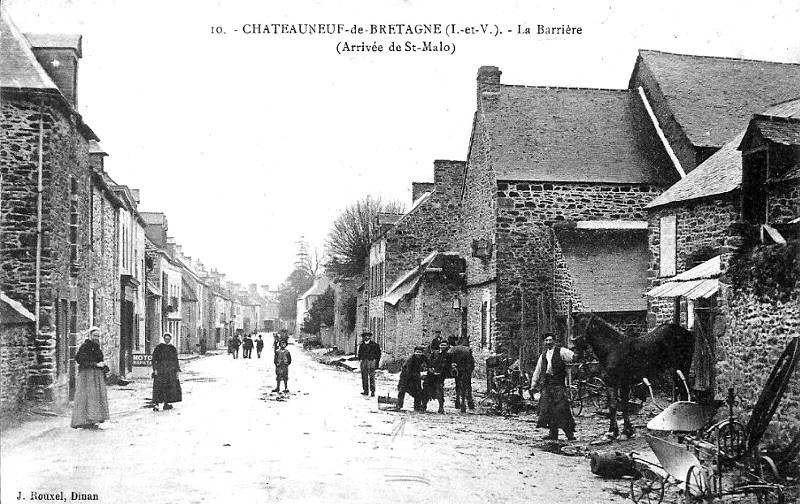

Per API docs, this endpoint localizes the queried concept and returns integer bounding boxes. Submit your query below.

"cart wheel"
[630,468,665,504]
[589,377,608,411]
[569,385,583,416]
[715,420,746,462]
[756,455,780,483]
[684,465,711,503]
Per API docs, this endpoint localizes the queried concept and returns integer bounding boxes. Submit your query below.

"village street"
[0,341,640,504]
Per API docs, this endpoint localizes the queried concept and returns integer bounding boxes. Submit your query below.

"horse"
[448,345,476,412]
[570,312,694,439]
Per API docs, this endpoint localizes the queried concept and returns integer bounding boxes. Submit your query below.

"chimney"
[412,182,435,202]
[26,33,82,108]
[434,160,466,204]
[477,65,501,108]
[130,189,140,204]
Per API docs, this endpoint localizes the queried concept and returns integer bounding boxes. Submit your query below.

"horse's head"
[570,312,595,357]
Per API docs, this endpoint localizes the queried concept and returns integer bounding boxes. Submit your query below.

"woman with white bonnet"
[70,326,110,429]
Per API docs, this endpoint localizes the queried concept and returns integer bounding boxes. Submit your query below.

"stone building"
[87,142,123,379]
[0,292,35,412]
[1,9,101,403]
[383,252,464,362]
[107,181,147,377]
[458,65,677,368]
[367,160,465,361]
[646,98,800,452]
[142,214,183,352]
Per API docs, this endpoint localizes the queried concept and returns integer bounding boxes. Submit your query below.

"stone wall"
[90,179,120,378]
[385,274,462,363]
[0,324,34,411]
[768,180,799,227]
[716,245,800,454]
[1,96,93,403]
[377,160,465,360]
[494,182,661,350]
[459,121,498,357]
[647,198,739,327]
[383,160,465,285]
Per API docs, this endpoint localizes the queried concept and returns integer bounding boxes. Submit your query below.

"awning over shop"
[146,281,162,297]
[383,251,437,306]
[646,255,721,299]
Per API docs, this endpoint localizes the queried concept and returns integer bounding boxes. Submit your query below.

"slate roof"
[556,229,649,312]
[750,119,800,146]
[24,33,82,57]
[483,86,672,184]
[761,97,800,120]
[0,8,60,92]
[647,131,744,208]
[632,50,800,149]
[741,98,800,147]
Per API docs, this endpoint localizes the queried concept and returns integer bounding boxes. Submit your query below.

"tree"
[277,268,313,322]
[324,195,405,279]
[295,236,320,278]
[300,287,335,335]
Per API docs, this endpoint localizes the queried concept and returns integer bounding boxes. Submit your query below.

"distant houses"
[0,8,282,413]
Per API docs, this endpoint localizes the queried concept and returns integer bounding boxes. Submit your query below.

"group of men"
[357,328,576,441]
[356,330,473,414]
[227,333,265,359]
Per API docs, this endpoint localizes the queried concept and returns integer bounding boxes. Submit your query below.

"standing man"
[424,340,452,413]
[243,334,254,359]
[357,331,381,397]
[429,330,443,355]
[530,332,576,441]
[255,335,264,358]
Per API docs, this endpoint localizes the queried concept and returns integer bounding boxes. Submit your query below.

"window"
[659,215,677,277]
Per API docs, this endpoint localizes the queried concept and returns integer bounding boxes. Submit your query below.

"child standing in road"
[273,340,291,393]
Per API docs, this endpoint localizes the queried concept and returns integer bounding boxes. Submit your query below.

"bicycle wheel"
[588,377,608,411]
[569,385,583,416]
[630,467,665,504]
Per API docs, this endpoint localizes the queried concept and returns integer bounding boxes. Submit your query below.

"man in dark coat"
[397,346,428,411]
[357,332,381,396]
[530,332,576,440]
[429,330,443,357]
[229,335,241,359]
[152,332,182,411]
[255,335,265,358]
[424,340,452,413]
[242,334,254,359]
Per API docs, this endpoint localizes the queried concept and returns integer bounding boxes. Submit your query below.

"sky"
[5,0,800,289]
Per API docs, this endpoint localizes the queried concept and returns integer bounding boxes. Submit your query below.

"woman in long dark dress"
[71,327,110,429]
[152,332,182,411]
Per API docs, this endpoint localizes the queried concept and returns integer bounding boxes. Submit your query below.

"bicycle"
[479,368,529,415]
[568,362,608,416]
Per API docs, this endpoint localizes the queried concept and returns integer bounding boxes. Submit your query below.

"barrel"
[589,451,637,478]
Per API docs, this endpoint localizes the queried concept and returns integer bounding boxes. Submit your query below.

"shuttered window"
[659,215,677,277]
